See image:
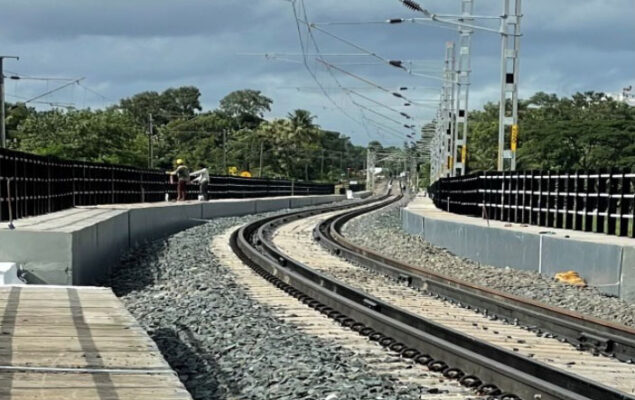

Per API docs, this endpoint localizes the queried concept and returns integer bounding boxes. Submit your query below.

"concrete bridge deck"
[402,195,635,300]
[0,285,191,400]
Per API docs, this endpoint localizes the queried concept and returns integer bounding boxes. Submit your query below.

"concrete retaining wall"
[402,208,635,300]
[1,195,346,286]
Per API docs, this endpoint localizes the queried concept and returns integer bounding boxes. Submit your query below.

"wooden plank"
[0,300,124,308]
[2,308,135,318]
[1,388,191,400]
[6,315,137,327]
[0,337,156,353]
[1,351,169,369]
[5,326,145,337]
[2,372,183,388]
[0,287,191,400]
[0,287,113,297]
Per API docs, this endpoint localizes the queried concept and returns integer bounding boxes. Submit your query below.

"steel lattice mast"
[452,0,473,176]
[497,0,522,171]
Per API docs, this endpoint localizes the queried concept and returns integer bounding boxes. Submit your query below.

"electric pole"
[148,113,154,168]
[0,56,19,149]
[497,0,522,171]
[432,42,455,182]
[452,0,473,176]
[222,129,227,174]
[320,150,325,179]
[259,141,264,177]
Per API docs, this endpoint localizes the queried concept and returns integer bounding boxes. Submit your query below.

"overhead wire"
[352,101,411,128]
[298,19,446,83]
[289,0,441,144]
[296,0,377,140]
[290,0,363,130]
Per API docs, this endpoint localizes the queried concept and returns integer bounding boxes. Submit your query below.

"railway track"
[317,196,635,363]
[231,193,635,400]
[215,227,488,399]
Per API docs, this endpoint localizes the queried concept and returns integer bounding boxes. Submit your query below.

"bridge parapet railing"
[0,147,334,222]
[429,169,635,238]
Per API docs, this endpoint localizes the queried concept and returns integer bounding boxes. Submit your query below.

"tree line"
[4,87,366,182]
[4,88,632,184]
[467,91,634,172]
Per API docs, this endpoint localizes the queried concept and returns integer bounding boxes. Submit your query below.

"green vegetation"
[467,91,635,172]
[4,89,632,182]
[5,87,366,181]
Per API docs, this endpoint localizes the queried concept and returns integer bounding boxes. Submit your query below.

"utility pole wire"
[297,19,448,83]
[291,0,434,143]
[352,101,412,128]
[363,116,414,139]
[297,0,381,141]
[315,59,424,107]
[290,1,363,130]
[23,77,84,104]
[348,89,411,117]
[77,83,112,102]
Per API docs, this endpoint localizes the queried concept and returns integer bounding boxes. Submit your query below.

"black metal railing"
[0,148,334,222]
[429,169,635,238]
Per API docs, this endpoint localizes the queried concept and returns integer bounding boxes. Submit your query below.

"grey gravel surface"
[111,207,434,400]
[342,198,635,328]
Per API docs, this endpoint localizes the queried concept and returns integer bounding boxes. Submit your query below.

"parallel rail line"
[231,193,635,400]
[316,197,635,363]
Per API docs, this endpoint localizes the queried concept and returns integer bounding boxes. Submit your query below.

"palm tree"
[287,109,317,130]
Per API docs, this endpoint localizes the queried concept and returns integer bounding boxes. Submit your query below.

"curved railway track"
[231,192,635,400]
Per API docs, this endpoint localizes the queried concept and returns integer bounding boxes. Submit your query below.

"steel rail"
[231,194,634,400]
[316,200,635,364]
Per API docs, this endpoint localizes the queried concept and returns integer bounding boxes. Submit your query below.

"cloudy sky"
[1,0,633,146]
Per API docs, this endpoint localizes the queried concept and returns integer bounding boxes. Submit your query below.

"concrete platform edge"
[401,208,635,301]
[2,195,346,286]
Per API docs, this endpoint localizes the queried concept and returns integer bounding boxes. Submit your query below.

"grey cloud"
[0,0,632,146]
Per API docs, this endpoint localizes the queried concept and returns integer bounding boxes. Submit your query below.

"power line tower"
[452,0,473,176]
[497,0,522,171]
[431,41,456,183]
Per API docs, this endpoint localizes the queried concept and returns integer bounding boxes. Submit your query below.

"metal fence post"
[595,168,604,233]
[47,157,52,213]
[607,168,617,235]
[618,168,628,237]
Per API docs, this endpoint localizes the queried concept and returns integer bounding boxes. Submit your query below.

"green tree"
[465,91,634,172]
[219,89,272,128]
[119,86,202,126]
[158,110,231,172]
[17,109,146,166]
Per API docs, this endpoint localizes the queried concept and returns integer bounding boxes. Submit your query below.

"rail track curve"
[231,192,635,400]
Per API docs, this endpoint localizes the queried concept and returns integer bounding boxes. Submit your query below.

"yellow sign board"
[461,146,467,164]
[511,124,519,152]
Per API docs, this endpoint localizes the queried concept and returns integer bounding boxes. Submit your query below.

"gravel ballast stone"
[111,208,430,400]
[342,198,635,328]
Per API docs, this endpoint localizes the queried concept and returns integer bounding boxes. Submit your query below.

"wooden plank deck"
[0,286,191,400]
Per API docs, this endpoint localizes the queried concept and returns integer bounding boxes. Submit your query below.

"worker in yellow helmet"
[167,159,190,201]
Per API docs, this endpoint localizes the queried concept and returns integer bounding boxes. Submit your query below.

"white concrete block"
[0,262,21,285]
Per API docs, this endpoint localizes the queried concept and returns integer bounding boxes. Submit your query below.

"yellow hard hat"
[176,159,184,165]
